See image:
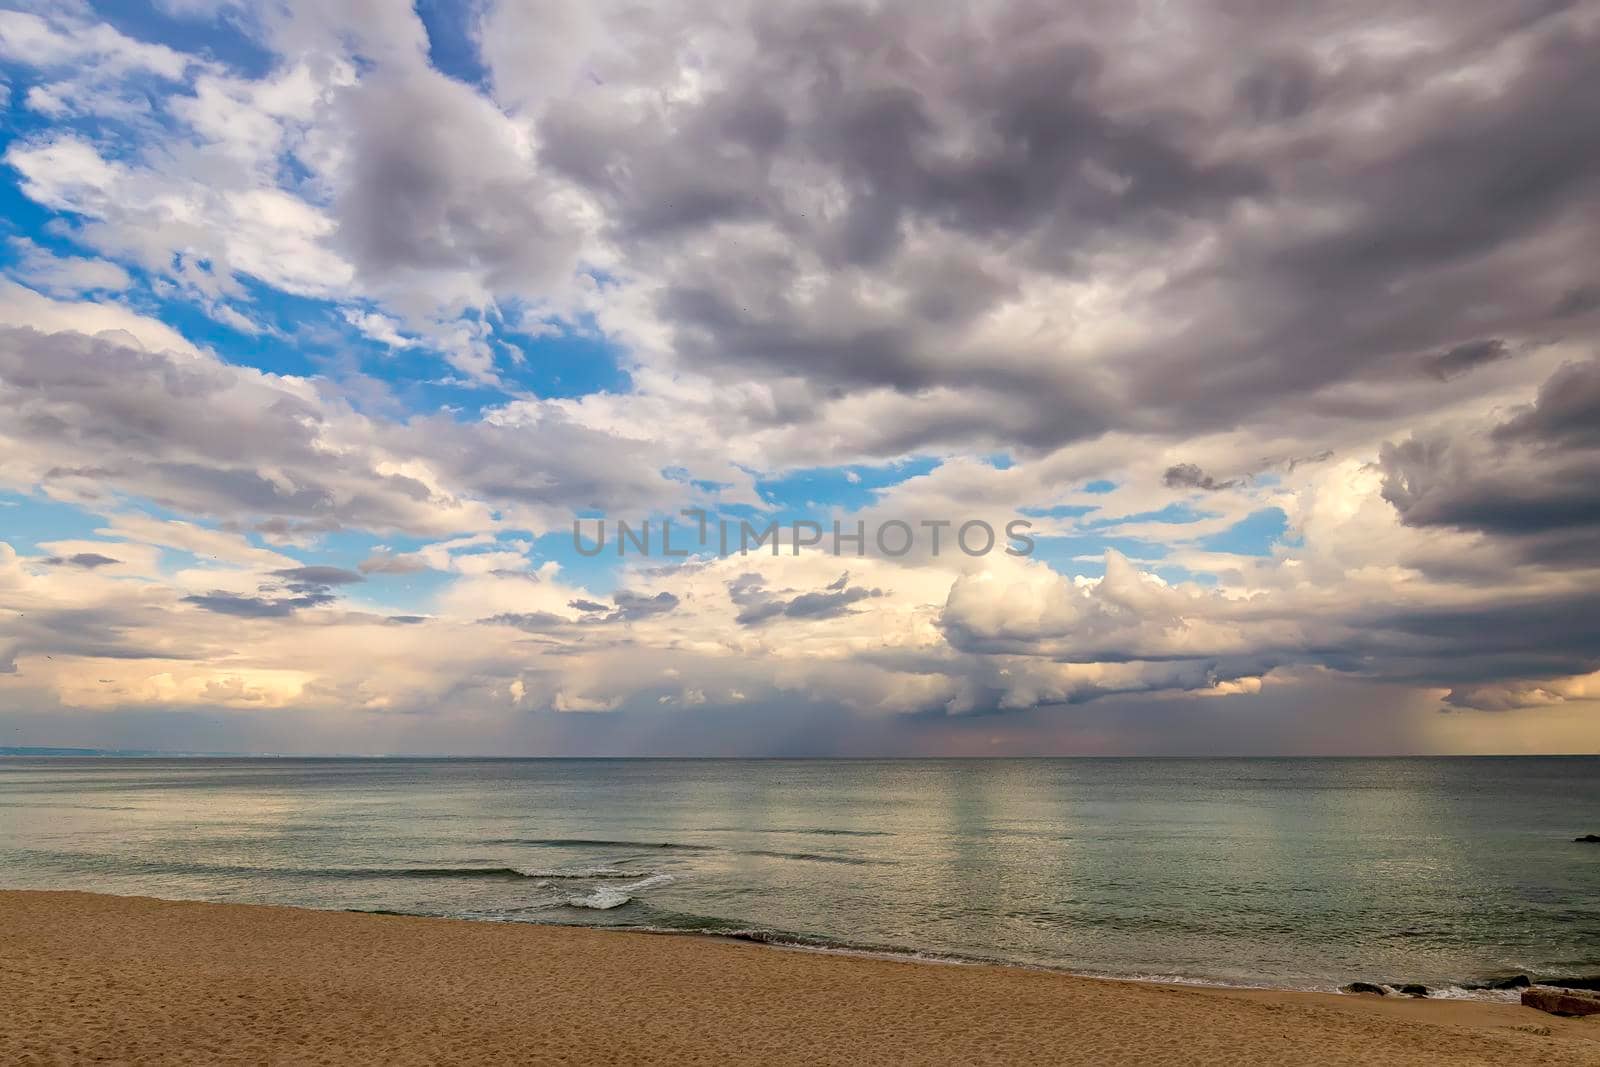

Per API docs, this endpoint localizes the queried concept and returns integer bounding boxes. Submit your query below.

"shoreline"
[452,913,1537,1004]
[4,890,1596,1065]
[22,883,1547,1001]
[23,881,1560,1002]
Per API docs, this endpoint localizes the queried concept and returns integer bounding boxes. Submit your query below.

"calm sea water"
[3,757,1598,994]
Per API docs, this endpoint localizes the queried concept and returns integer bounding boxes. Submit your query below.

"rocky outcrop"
[1396,984,1429,997]
[1576,833,1600,843]
[1522,987,1600,1017]
[1341,982,1386,996]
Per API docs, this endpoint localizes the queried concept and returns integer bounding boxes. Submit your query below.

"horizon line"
[3,747,1597,761]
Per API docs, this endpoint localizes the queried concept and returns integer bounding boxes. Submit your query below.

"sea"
[3,756,1597,997]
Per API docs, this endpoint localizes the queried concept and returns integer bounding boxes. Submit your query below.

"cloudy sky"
[0,0,1596,755]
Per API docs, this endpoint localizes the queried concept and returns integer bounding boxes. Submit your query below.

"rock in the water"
[1576,833,1600,843]
[1487,974,1531,990]
[1522,987,1600,1017]
[1547,976,1600,992]
[1342,982,1387,996]
[1397,984,1429,997]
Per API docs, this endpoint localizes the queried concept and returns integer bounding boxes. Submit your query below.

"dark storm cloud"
[1494,360,1600,449]
[513,0,1600,455]
[542,14,1263,265]
[1349,591,1600,711]
[1362,592,1600,680]
[1422,339,1511,381]
[1381,360,1600,563]
[1552,284,1600,319]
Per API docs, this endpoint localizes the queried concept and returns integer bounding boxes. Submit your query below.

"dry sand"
[2,890,1596,1065]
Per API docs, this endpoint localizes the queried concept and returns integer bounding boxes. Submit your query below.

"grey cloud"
[483,612,570,632]
[3,601,207,664]
[42,552,121,569]
[483,591,680,629]
[730,572,884,626]
[251,516,344,543]
[358,552,430,575]
[1162,464,1238,492]
[1552,284,1600,319]
[181,564,365,618]
[1382,360,1600,562]
[509,0,1600,457]
[0,326,682,534]
[182,591,336,618]
[1495,359,1600,449]
[329,66,582,316]
[783,585,884,619]
[273,566,365,587]
[1361,592,1600,683]
[1422,339,1511,381]
[8,1,1600,741]
[937,521,1600,713]
[605,590,679,622]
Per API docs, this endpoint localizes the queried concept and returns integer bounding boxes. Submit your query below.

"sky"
[0,0,1597,756]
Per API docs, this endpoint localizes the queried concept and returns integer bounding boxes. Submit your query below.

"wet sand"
[1,890,1595,1065]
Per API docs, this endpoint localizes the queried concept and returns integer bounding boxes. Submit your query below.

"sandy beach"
[0,891,1594,1065]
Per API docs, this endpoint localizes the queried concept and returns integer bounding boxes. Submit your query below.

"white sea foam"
[565,872,676,910]
[568,886,632,910]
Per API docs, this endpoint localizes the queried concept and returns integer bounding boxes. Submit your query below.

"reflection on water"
[2,756,1598,992]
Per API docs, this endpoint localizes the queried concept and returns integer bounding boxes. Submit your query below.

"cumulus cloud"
[0,324,686,535]
[0,0,1596,751]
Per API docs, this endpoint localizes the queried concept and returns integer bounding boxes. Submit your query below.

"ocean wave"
[565,873,676,911]
[567,887,633,910]
[697,827,894,838]
[512,866,649,880]
[485,837,717,852]
[103,861,562,882]
[370,866,546,879]
[739,849,882,866]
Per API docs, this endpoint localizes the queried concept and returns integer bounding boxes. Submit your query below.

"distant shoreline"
[4,890,1597,1065]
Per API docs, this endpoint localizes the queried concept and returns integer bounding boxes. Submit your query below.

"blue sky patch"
[1197,507,1290,557]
